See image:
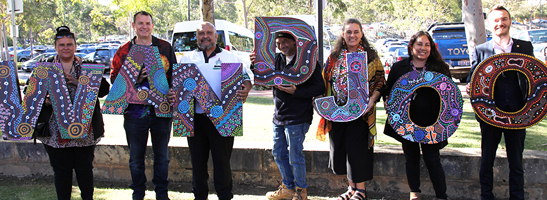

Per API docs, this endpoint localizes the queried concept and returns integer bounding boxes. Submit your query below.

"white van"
[171,20,253,77]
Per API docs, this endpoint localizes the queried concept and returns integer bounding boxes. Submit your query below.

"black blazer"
[466,39,534,99]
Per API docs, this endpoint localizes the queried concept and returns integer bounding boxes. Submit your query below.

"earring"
[343,40,346,46]
[359,40,363,45]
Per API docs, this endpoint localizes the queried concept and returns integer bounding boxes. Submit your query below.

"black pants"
[479,122,526,200]
[402,140,447,199]
[44,144,96,200]
[329,119,374,183]
[188,114,235,200]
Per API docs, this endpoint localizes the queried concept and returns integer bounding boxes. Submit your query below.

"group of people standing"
[35,4,530,200]
[259,4,530,200]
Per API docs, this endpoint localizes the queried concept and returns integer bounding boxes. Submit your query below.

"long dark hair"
[408,31,450,77]
[331,18,378,63]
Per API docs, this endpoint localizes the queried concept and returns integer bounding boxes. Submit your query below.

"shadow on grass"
[245,96,273,106]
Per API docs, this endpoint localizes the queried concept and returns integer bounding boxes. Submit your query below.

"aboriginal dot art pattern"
[0,62,103,140]
[102,45,172,117]
[314,52,369,122]
[386,71,463,144]
[172,63,244,137]
[253,17,318,86]
[470,53,547,129]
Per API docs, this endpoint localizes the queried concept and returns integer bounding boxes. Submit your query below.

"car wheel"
[20,58,27,62]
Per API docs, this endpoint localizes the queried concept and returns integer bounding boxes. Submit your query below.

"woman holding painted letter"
[381,31,450,200]
[316,18,385,200]
[38,26,110,200]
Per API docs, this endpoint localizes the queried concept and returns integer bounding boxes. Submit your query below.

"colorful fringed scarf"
[316,47,385,148]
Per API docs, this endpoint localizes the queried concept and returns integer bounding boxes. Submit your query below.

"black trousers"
[479,122,526,200]
[329,119,374,183]
[44,144,96,200]
[402,140,447,199]
[188,114,235,200]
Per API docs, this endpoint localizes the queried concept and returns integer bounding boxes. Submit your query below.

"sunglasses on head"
[56,33,74,39]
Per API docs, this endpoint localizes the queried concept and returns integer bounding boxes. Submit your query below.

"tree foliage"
[4,0,543,46]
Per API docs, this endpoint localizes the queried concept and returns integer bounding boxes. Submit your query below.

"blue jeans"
[272,123,309,189]
[124,114,173,200]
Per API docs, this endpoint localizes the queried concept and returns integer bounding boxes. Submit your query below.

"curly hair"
[330,18,378,63]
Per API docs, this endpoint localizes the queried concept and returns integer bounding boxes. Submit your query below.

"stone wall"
[1,139,546,199]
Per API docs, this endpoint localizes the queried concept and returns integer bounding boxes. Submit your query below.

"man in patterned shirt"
[110,11,176,200]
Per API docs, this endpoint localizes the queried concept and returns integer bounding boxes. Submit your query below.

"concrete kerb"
[1,139,546,199]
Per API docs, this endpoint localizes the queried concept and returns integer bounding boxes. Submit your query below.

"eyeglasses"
[56,33,74,39]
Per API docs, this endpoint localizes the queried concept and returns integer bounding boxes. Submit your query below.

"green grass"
[100,95,547,151]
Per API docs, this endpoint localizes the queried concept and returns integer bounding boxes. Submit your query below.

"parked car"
[384,45,406,67]
[21,52,57,72]
[11,50,35,62]
[77,47,96,54]
[512,29,547,44]
[34,48,56,55]
[427,22,486,83]
[531,19,547,24]
[533,43,547,65]
[391,49,410,66]
[383,41,403,52]
[84,52,95,60]
[75,53,87,58]
[24,45,48,51]
[79,44,96,48]
[97,43,120,48]
[93,47,118,72]
[7,46,23,53]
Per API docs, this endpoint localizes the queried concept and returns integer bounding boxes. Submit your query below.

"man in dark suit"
[466,5,533,200]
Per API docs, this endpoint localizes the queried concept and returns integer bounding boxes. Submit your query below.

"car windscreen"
[96,50,110,57]
[396,49,409,56]
[529,30,547,43]
[431,29,466,39]
[172,30,225,52]
[388,46,405,52]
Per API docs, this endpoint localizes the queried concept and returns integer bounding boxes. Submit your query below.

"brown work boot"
[292,187,307,200]
[266,183,295,200]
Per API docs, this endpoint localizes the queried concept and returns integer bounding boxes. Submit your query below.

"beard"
[198,38,215,50]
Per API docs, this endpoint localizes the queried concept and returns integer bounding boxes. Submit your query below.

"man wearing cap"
[251,32,325,200]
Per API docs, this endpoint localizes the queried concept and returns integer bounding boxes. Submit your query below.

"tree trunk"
[201,0,215,25]
[0,24,3,61]
[30,27,33,58]
[462,0,487,61]
[242,0,248,28]
[3,24,8,61]
[242,0,254,29]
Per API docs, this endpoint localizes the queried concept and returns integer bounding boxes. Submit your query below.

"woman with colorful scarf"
[316,18,385,200]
